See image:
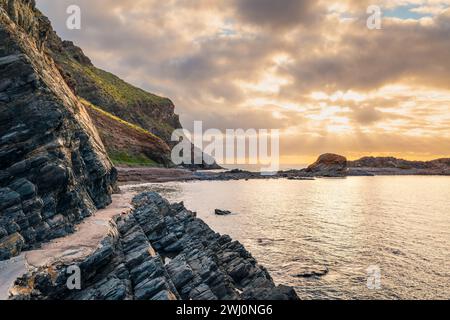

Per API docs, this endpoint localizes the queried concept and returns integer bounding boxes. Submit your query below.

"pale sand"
[0,191,136,300]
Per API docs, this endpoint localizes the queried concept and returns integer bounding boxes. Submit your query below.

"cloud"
[279,9,450,98]
[232,0,321,30]
[351,106,384,125]
[35,0,450,161]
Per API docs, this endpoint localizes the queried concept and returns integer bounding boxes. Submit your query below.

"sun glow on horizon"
[36,0,450,162]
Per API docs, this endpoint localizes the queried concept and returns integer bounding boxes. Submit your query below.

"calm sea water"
[125,176,450,300]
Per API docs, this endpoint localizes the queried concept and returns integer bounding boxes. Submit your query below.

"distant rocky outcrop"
[9,192,299,301]
[348,156,450,176]
[305,153,348,177]
[349,156,450,169]
[0,0,117,260]
[302,154,450,177]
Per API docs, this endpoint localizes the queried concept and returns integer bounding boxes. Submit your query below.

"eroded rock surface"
[9,193,299,300]
[305,153,348,177]
[0,0,117,260]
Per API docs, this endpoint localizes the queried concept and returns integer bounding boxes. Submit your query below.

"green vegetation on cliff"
[48,40,181,144]
[81,98,172,167]
[109,151,159,167]
[71,60,169,107]
[41,18,219,169]
[80,98,161,140]
[40,28,182,167]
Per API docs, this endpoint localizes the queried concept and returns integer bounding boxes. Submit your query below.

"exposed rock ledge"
[3,192,299,300]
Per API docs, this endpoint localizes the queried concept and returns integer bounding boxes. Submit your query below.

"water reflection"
[124,176,450,300]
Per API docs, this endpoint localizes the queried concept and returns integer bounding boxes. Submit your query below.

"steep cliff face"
[0,0,117,260]
[48,39,182,145]
[39,11,220,169]
[82,99,172,167]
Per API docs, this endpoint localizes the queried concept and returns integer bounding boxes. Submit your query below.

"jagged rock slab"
[0,0,117,260]
[8,192,299,300]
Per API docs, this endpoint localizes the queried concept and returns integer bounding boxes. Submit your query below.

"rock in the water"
[215,209,232,216]
[306,153,348,177]
[293,266,329,278]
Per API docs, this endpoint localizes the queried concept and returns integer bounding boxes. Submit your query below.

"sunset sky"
[36,0,450,164]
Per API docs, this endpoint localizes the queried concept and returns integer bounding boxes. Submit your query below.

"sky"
[36,0,450,164]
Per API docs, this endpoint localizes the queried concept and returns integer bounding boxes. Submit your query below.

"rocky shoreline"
[116,153,450,184]
[4,192,299,300]
[2,0,448,303]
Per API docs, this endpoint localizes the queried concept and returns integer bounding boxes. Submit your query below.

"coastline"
[2,170,448,300]
[0,192,134,300]
[131,176,450,300]
[1,0,448,303]
[116,166,450,185]
[0,190,299,301]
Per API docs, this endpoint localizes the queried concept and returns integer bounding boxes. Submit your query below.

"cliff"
[47,40,181,146]
[48,39,221,169]
[40,10,220,169]
[81,99,172,167]
[8,192,299,300]
[4,0,181,167]
[0,0,117,260]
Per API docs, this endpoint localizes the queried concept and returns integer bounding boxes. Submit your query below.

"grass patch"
[61,54,169,107]
[85,66,169,105]
[110,151,160,167]
[80,98,163,142]
[53,51,178,141]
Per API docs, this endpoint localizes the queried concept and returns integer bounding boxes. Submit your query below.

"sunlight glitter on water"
[124,176,450,300]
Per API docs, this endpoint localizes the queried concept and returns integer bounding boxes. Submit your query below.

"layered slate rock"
[9,193,299,300]
[0,0,117,260]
